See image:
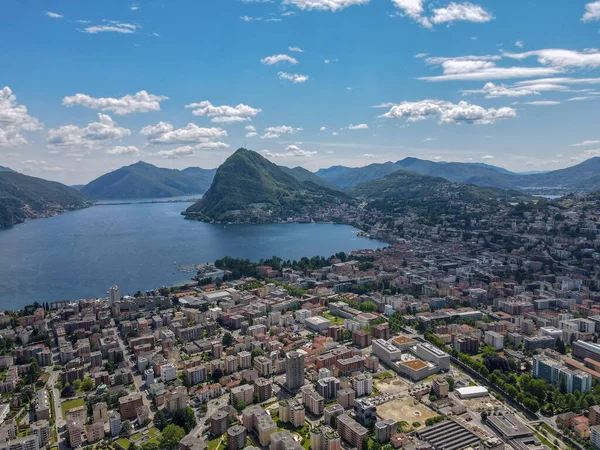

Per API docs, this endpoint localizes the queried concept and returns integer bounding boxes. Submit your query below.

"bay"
[0,201,386,309]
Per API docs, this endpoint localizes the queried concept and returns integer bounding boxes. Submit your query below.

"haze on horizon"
[2,0,600,185]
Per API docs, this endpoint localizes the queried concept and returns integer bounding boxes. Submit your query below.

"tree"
[61,384,75,398]
[480,411,488,423]
[160,424,186,450]
[82,377,94,391]
[154,409,169,431]
[120,420,132,436]
[446,377,455,392]
[173,407,197,433]
[72,379,82,391]
[236,401,247,411]
[141,444,159,450]
[251,349,264,359]
[362,437,369,450]
[222,332,233,347]
[212,368,223,381]
[556,338,566,355]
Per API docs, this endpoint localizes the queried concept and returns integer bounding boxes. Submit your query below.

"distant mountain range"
[0,171,90,228]
[184,148,350,222]
[81,161,217,200]
[0,165,14,172]
[316,157,600,193]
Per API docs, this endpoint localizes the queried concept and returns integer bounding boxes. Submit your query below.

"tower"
[285,351,305,392]
[109,285,120,304]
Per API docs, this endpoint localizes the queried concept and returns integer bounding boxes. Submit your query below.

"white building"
[484,331,505,350]
[162,363,177,382]
[109,286,120,304]
[352,374,373,397]
[109,411,121,437]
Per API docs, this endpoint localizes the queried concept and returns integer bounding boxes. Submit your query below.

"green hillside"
[81,162,216,199]
[0,171,90,228]
[184,148,351,222]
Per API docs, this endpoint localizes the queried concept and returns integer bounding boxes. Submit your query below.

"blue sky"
[1,0,600,184]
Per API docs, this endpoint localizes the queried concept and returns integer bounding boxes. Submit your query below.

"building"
[351,374,372,397]
[533,355,592,394]
[337,388,356,409]
[336,414,368,450]
[162,363,177,382]
[109,285,120,304]
[241,405,277,446]
[432,377,449,398]
[238,351,252,369]
[231,384,254,407]
[119,393,144,420]
[591,425,600,449]
[417,420,480,450]
[484,331,504,350]
[316,377,340,401]
[165,386,190,411]
[30,420,50,448]
[374,419,396,443]
[34,390,50,421]
[524,335,555,351]
[270,430,303,450]
[67,422,83,448]
[353,398,377,427]
[352,330,372,349]
[210,410,229,436]
[324,404,345,427]
[302,387,325,416]
[93,402,108,423]
[285,351,305,393]
[86,421,105,443]
[305,316,331,333]
[574,341,600,362]
[279,399,305,428]
[455,386,488,399]
[227,425,247,450]
[335,356,365,376]
[253,356,272,377]
[486,414,533,441]
[109,411,121,437]
[310,426,341,450]
[0,436,39,450]
[254,378,273,402]
[590,405,600,426]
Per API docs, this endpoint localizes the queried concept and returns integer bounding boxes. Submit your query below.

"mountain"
[349,169,527,220]
[315,162,401,188]
[70,185,85,190]
[278,165,339,190]
[184,148,351,222]
[81,162,217,199]
[0,171,90,228]
[316,157,600,193]
[0,166,13,172]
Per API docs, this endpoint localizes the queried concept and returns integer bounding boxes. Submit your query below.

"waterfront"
[0,201,386,309]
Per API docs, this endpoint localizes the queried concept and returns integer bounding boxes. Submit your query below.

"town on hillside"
[2,192,600,450]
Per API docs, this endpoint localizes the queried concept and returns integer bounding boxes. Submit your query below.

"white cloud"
[571,140,600,147]
[261,125,302,139]
[0,86,42,146]
[105,145,140,156]
[63,91,168,115]
[21,160,65,172]
[156,146,195,159]
[423,137,436,141]
[391,0,431,28]
[185,101,261,124]
[482,154,495,159]
[260,54,298,65]
[282,0,371,12]
[320,126,327,131]
[46,12,63,19]
[241,16,264,22]
[246,132,258,138]
[515,77,600,86]
[415,52,428,58]
[141,122,227,145]
[521,100,561,106]
[420,54,561,81]
[289,46,304,52]
[332,132,338,136]
[83,22,138,34]
[431,2,493,24]
[47,113,131,148]
[461,81,570,98]
[515,41,524,48]
[266,18,283,22]
[348,123,369,130]
[583,1,600,21]
[504,48,600,69]
[130,4,139,11]
[245,125,257,132]
[260,145,316,158]
[278,72,309,83]
[378,99,516,125]
[363,153,376,158]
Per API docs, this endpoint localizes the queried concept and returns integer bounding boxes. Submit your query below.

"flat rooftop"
[399,359,428,370]
[486,414,533,440]
[393,336,417,345]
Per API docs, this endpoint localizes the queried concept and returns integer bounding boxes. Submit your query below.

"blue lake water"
[0,201,386,309]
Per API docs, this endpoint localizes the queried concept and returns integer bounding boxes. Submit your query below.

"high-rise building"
[109,286,120,304]
[285,351,305,392]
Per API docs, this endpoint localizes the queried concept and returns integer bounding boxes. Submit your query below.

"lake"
[0,201,386,309]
